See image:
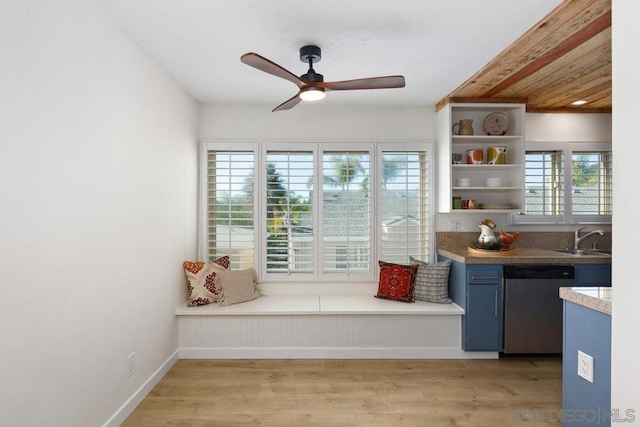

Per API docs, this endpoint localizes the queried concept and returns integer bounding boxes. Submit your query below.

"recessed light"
[571,99,588,106]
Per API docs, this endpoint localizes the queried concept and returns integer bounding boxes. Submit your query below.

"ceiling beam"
[480,10,611,98]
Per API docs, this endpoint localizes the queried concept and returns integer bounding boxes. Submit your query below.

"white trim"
[178,347,497,359]
[102,349,179,427]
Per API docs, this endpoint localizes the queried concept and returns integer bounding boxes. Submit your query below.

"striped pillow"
[409,257,452,304]
[215,268,261,306]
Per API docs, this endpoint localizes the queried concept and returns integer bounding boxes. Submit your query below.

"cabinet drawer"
[466,265,502,285]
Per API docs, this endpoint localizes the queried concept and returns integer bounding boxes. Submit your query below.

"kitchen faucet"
[574,226,605,250]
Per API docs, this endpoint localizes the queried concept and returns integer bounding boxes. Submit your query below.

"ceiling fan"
[240,45,406,112]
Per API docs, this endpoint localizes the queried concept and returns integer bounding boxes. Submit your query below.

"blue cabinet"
[574,264,611,286]
[563,300,612,426]
[440,257,612,353]
[444,259,503,351]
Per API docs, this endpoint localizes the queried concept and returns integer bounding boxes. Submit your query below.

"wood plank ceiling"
[436,0,611,113]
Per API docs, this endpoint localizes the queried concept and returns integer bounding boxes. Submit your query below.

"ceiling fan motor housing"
[300,45,321,64]
[299,45,324,82]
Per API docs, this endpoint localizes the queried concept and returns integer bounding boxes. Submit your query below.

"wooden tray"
[467,246,519,257]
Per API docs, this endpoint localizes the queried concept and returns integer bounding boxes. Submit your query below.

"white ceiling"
[93,0,563,109]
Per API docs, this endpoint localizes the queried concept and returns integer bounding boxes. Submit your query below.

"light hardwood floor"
[122,358,562,427]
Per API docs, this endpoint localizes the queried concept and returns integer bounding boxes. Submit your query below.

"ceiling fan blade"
[272,92,303,112]
[321,76,405,91]
[241,52,303,88]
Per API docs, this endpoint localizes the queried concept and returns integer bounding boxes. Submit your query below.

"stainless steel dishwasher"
[503,265,574,354]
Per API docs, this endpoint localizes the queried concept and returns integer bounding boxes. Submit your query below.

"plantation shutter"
[379,149,429,264]
[265,151,314,274]
[207,150,255,269]
[572,151,613,216]
[321,151,371,273]
[524,150,564,216]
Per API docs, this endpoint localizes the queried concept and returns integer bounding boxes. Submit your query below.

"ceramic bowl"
[485,177,503,187]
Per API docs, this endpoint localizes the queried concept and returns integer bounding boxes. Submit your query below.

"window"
[516,142,612,224]
[524,150,564,217]
[201,142,433,282]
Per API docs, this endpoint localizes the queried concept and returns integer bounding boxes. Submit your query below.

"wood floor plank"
[123,358,562,427]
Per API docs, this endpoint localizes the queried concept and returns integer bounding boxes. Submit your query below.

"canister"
[452,197,462,209]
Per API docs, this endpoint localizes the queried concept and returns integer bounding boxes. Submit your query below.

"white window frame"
[513,141,612,225]
[200,141,434,283]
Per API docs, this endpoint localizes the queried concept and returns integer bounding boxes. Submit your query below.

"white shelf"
[452,135,522,141]
[437,102,526,214]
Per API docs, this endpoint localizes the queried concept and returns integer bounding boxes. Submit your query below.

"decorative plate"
[483,112,510,135]
[468,246,519,257]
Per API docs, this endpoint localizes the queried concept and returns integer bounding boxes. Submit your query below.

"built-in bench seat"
[175,291,495,360]
[175,294,464,316]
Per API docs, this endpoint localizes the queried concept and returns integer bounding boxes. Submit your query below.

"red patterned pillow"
[183,256,230,307]
[375,261,418,303]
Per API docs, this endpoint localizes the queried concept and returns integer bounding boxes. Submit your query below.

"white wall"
[0,1,198,426]
[526,113,612,142]
[199,104,433,142]
[611,0,639,421]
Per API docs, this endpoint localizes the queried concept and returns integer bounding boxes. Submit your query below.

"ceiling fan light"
[299,87,325,101]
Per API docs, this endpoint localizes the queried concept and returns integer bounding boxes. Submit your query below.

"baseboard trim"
[179,347,498,360]
[102,349,179,427]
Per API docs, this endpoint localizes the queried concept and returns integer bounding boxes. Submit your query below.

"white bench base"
[176,295,497,360]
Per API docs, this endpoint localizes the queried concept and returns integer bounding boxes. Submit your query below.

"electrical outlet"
[577,350,594,383]
[449,219,461,231]
[127,353,136,377]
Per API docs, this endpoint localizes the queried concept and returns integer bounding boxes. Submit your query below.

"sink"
[552,248,611,256]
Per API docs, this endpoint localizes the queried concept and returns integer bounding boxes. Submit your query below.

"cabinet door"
[465,283,502,351]
[574,264,612,286]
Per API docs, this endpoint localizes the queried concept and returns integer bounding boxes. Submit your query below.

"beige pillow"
[215,268,261,306]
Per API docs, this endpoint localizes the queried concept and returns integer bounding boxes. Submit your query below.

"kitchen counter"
[559,287,612,316]
[437,247,612,265]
